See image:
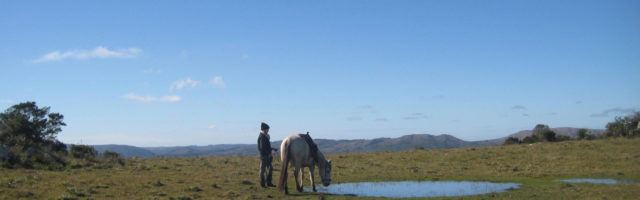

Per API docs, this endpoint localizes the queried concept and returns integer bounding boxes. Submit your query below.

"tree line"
[504,111,640,145]
[0,102,123,169]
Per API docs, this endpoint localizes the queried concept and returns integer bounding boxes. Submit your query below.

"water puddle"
[556,179,637,184]
[305,181,520,198]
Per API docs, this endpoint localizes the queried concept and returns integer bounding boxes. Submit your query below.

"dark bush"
[99,151,125,167]
[503,137,520,145]
[521,136,537,144]
[70,145,97,161]
[577,129,596,140]
[555,135,571,142]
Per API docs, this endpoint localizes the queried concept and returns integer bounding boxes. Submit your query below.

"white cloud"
[122,93,181,103]
[210,76,226,88]
[33,46,142,62]
[208,125,216,129]
[170,78,200,91]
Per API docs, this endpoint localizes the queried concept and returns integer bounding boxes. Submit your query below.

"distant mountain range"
[90,127,603,158]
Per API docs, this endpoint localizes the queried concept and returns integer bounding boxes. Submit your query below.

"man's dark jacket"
[257,133,272,157]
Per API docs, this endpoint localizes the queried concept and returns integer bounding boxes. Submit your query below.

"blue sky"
[1,1,639,146]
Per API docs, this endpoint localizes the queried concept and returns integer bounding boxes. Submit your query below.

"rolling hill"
[93,127,603,158]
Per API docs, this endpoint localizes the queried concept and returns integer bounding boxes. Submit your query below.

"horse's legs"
[309,166,317,192]
[284,176,289,194]
[294,167,302,192]
[299,167,305,191]
[283,162,289,194]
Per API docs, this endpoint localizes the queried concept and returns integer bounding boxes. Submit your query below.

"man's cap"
[261,122,270,130]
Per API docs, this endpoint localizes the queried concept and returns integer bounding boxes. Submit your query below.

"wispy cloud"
[511,105,526,110]
[590,107,638,118]
[143,68,161,74]
[347,116,362,121]
[374,118,388,122]
[170,78,200,91]
[122,93,181,103]
[418,95,446,100]
[208,125,216,129]
[357,104,376,114]
[210,76,226,88]
[33,46,142,62]
[575,101,583,104]
[522,113,529,117]
[404,113,428,120]
[358,105,374,109]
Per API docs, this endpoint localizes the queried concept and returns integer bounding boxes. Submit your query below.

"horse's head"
[319,159,332,186]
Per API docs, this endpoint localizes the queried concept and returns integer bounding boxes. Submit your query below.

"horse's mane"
[298,132,320,163]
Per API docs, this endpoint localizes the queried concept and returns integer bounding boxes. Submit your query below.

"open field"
[1,137,639,200]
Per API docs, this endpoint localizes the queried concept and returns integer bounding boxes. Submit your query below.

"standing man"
[258,122,277,188]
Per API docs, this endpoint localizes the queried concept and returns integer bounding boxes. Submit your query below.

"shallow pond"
[305,181,520,198]
[556,179,637,184]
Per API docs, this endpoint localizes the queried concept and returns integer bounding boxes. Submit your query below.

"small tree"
[0,102,67,168]
[577,129,588,139]
[604,112,640,138]
[532,124,556,142]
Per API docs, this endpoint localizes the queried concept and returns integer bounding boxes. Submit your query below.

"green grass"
[1,137,639,199]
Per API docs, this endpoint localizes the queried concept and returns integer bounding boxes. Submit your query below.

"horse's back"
[280,135,311,165]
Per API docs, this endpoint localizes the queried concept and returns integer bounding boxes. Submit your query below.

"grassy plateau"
[1,137,639,199]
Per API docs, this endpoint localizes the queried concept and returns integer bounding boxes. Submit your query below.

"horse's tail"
[277,139,290,193]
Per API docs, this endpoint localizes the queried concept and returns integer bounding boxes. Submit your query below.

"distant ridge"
[91,144,156,158]
[489,127,604,143]
[92,127,604,158]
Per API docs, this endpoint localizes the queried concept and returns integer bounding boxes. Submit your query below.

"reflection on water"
[556,179,637,184]
[306,181,520,198]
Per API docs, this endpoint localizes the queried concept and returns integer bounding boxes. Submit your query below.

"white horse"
[277,133,332,194]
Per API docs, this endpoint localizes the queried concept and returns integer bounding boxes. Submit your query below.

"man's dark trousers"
[259,155,273,186]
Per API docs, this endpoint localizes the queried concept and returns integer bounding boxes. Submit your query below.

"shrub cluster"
[504,112,639,145]
[69,145,125,169]
[505,124,572,145]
